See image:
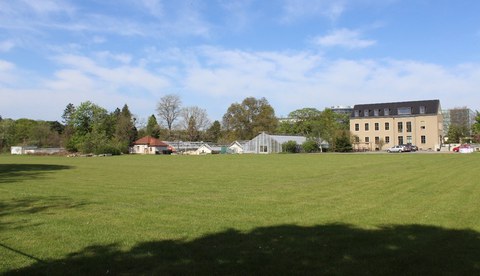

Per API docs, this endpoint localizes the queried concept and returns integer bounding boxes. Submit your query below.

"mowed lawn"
[1,153,479,275]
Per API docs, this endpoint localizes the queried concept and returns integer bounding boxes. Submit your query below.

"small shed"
[243,132,307,154]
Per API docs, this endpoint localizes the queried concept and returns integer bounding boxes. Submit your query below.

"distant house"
[228,141,248,154]
[243,132,307,154]
[194,144,222,155]
[130,136,171,154]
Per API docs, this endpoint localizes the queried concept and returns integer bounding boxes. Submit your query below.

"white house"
[228,141,247,154]
[243,132,307,154]
[194,144,222,155]
[130,136,171,154]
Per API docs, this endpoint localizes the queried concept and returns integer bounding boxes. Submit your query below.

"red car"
[453,144,470,152]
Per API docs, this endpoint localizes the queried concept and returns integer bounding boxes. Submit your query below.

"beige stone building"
[350,100,444,151]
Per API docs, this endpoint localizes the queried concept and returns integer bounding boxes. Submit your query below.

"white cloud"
[313,28,376,49]
[2,47,480,121]
[180,47,480,117]
[0,40,15,52]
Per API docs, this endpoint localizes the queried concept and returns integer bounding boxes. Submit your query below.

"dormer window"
[398,107,412,115]
[364,109,369,117]
[384,108,390,116]
[420,106,426,114]
[354,110,360,117]
[374,109,379,116]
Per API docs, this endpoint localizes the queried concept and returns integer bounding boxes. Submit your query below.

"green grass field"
[1,153,479,275]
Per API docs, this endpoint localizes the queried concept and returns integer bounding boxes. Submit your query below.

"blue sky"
[1,0,479,124]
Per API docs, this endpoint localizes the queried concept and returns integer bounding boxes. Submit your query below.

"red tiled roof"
[133,136,169,147]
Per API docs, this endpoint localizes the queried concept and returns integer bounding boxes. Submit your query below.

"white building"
[228,141,247,154]
[243,132,307,154]
[194,144,222,155]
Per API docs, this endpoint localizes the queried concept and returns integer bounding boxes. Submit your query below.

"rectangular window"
[354,110,360,117]
[398,136,404,145]
[374,109,379,116]
[421,135,426,144]
[385,122,390,130]
[365,137,370,143]
[398,122,403,133]
[355,123,359,131]
[385,136,390,143]
[398,107,412,115]
[260,145,268,152]
[384,108,390,116]
[375,136,380,144]
[364,109,369,117]
[355,136,360,143]
[406,136,412,144]
[365,123,369,131]
[420,106,426,114]
[375,123,379,131]
[406,122,412,132]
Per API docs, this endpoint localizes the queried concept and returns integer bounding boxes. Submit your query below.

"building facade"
[350,100,444,151]
[442,107,476,138]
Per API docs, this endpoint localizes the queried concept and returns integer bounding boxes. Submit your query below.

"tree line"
[1,94,357,154]
[3,98,478,154]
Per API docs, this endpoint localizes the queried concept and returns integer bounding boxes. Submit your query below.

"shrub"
[302,140,319,153]
[282,140,298,153]
[334,135,353,152]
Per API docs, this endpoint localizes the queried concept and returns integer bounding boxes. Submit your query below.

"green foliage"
[279,108,322,136]
[334,131,353,152]
[146,115,161,138]
[447,124,467,143]
[62,103,76,125]
[279,108,347,150]
[472,111,480,143]
[302,140,319,153]
[222,97,278,140]
[282,140,298,153]
[206,120,222,143]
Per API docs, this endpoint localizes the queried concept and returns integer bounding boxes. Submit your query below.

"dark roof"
[351,100,440,118]
[133,136,169,147]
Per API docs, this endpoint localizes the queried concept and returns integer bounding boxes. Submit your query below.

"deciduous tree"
[222,97,277,140]
[156,94,182,135]
[180,106,210,141]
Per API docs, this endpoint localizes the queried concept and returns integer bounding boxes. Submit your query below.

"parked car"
[453,144,470,152]
[400,144,412,152]
[387,145,405,153]
[401,144,418,152]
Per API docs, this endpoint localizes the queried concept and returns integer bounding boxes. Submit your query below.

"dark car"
[400,144,412,152]
[401,144,418,152]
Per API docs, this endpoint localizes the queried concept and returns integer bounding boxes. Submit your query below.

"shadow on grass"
[0,164,73,184]
[0,196,89,231]
[5,224,480,275]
